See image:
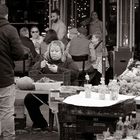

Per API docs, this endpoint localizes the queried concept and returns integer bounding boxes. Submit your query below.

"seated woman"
[30,26,44,54]
[24,40,79,131]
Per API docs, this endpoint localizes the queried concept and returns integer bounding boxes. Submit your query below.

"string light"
[76,0,90,26]
[44,0,90,29]
[44,0,49,28]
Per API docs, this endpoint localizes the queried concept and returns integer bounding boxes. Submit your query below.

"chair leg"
[78,70,86,86]
[82,61,85,72]
[49,109,54,131]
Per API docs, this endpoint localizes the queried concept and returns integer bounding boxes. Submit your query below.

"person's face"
[50,44,62,60]
[5,14,8,20]
[69,33,77,40]
[51,13,59,23]
[24,31,29,38]
[91,35,99,43]
[91,12,98,21]
[31,27,39,39]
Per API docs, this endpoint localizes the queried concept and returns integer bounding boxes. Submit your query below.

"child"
[24,40,79,131]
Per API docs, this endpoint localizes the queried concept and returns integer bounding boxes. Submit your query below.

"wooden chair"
[14,58,31,77]
[28,70,71,85]
[71,54,88,86]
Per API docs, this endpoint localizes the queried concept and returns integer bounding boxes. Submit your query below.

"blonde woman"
[24,40,79,131]
[32,40,79,79]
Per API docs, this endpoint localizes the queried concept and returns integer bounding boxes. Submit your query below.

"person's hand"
[41,60,48,68]
[34,42,40,49]
[23,46,30,52]
[23,46,30,59]
[45,27,49,32]
[48,64,58,73]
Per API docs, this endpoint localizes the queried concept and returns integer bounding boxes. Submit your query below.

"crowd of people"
[0,4,110,140]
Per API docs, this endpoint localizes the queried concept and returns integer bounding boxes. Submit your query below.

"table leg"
[49,109,54,131]
[54,113,60,136]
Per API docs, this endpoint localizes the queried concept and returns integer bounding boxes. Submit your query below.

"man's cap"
[77,27,87,36]
[69,28,78,34]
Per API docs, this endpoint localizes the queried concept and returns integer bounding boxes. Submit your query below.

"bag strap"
[94,40,103,49]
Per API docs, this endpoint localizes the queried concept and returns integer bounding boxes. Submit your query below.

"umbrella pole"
[102,0,106,79]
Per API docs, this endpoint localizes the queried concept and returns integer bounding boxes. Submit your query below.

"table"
[16,89,140,135]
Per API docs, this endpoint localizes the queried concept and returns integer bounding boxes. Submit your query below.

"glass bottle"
[130,111,137,129]
[85,73,90,84]
[98,77,107,100]
[108,79,120,100]
[124,116,130,126]
[116,116,124,130]
[115,117,124,139]
[122,116,130,138]
[84,73,92,98]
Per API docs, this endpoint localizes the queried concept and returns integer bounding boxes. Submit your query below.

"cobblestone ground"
[15,128,59,140]
[0,130,59,140]
[15,130,59,140]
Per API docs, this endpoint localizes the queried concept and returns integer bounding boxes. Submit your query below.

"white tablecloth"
[63,91,135,107]
[135,96,140,105]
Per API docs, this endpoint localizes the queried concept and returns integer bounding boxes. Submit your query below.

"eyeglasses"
[31,31,39,33]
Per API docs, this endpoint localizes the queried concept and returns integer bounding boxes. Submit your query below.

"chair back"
[71,54,88,86]
[29,70,71,85]
[71,54,88,71]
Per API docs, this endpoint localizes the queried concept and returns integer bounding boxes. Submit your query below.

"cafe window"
[6,0,49,30]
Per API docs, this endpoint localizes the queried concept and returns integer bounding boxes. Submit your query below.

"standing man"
[81,11,107,37]
[89,11,103,36]
[46,9,66,41]
[0,4,28,140]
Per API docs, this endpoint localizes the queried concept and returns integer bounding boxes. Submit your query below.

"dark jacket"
[31,56,79,84]
[69,34,90,56]
[20,36,37,58]
[14,36,38,74]
[0,17,26,88]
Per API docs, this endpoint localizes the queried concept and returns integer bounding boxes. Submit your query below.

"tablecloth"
[63,91,135,107]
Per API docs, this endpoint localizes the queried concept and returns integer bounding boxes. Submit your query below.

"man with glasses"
[20,27,37,58]
[81,11,107,37]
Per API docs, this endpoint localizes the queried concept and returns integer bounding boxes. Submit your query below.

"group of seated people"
[16,25,110,85]
[15,25,110,131]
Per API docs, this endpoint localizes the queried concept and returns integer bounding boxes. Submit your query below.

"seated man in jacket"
[14,27,39,76]
[20,27,38,59]
[24,40,79,131]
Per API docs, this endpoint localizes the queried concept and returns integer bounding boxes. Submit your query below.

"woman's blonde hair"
[44,40,67,62]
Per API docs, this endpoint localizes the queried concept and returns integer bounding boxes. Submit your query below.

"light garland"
[76,0,90,26]
[44,0,90,29]
[43,0,49,28]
